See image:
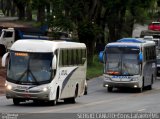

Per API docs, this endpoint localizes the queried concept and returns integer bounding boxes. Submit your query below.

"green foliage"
[47,15,74,32]
[103,0,158,41]
[31,0,48,8]
[78,21,95,40]
[8,0,160,67]
[87,55,103,79]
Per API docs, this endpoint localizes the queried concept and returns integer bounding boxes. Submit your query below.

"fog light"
[134,85,138,88]
[105,84,109,87]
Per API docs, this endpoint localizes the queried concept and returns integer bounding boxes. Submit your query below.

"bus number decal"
[112,76,130,79]
[61,70,68,75]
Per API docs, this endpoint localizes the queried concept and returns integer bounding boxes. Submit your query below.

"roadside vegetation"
[87,55,103,79]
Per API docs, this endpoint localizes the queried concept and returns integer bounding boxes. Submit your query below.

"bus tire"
[64,97,76,104]
[137,78,144,93]
[64,86,78,104]
[53,88,59,105]
[13,98,20,105]
[33,100,43,104]
[147,85,152,90]
[147,76,153,90]
[108,86,113,92]
[53,99,57,105]
[70,86,78,103]
[138,87,143,93]
[84,85,88,95]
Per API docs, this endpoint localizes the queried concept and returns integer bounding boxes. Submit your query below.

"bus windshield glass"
[7,51,53,85]
[106,47,140,76]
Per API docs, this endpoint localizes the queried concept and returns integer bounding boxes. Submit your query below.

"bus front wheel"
[137,87,143,93]
[147,77,153,90]
[53,88,59,105]
[107,86,113,92]
[64,86,78,104]
[13,98,20,105]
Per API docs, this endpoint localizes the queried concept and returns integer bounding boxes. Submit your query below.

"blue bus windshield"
[105,47,140,76]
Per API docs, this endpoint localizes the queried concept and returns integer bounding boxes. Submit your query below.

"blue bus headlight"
[104,77,111,81]
[131,78,139,81]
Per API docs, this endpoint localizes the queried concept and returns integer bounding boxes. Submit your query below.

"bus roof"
[117,38,146,43]
[106,38,155,48]
[10,39,86,52]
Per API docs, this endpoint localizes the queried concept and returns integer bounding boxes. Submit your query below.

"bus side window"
[68,49,72,66]
[59,49,63,67]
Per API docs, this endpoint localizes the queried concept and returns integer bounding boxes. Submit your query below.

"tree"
[0,0,15,16]
[69,0,102,64]
[32,0,51,23]
[47,0,103,64]
[100,0,158,42]
[13,0,27,20]
[46,0,157,64]
[26,0,32,21]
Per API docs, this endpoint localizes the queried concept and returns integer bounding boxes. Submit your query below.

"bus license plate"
[24,93,30,98]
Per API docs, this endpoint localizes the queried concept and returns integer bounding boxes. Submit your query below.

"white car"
[143,35,153,40]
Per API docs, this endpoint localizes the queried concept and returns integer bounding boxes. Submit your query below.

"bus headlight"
[6,85,12,90]
[42,87,48,92]
[104,77,111,81]
[131,78,138,81]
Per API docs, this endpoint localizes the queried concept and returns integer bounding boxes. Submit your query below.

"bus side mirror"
[52,55,57,70]
[2,52,9,67]
[139,52,143,63]
[99,51,104,63]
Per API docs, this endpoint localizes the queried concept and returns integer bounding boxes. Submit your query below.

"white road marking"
[137,108,146,112]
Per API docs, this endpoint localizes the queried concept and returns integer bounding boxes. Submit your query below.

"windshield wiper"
[16,69,39,85]
[28,69,39,85]
[16,70,27,84]
[122,73,133,76]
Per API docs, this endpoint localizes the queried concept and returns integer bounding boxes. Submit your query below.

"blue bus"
[99,38,156,92]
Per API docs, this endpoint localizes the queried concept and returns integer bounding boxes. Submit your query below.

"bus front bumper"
[6,89,50,101]
[103,80,140,88]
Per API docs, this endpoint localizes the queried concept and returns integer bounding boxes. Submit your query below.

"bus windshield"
[106,47,140,76]
[7,51,53,85]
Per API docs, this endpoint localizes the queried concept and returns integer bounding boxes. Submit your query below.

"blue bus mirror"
[139,52,143,63]
[99,51,104,63]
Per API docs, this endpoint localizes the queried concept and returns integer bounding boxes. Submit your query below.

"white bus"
[2,39,87,105]
[99,38,156,92]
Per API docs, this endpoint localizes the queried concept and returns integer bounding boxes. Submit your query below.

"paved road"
[0,77,160,113]
[0,17,18,21]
